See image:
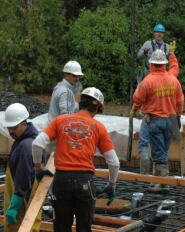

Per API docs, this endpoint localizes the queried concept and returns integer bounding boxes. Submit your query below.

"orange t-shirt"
[44,111,114,172]
[133,65,184,117]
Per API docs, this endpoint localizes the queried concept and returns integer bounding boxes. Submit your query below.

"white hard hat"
[63,61,84,76]
[3,103,29,127]
[82,87,104,105]
[149,49,168,64]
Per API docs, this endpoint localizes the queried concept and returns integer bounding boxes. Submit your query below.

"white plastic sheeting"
[0,112,184,160]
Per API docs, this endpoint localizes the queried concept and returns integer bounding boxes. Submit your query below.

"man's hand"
[36,168,54,182]
[130,109,136,118]
[169,41,176,53]
[96,184,116,206]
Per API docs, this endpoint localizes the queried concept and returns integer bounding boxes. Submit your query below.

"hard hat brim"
[1,113,29,127]
[63,71,84,76]
[149,59,168,64]
[71,71,84,76]
[154,30,165,33]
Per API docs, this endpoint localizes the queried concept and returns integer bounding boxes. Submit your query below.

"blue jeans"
[138,120,150,155]
[148,117,173,164]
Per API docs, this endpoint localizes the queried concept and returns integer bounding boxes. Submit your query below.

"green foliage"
[0,0,185,101]
[135,0,185,90]
[0,0,66,93]
[65,4,130,101]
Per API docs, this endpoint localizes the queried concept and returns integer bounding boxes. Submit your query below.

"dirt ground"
[31,94,130,116]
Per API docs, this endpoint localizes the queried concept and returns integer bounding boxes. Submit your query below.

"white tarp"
[0,112,184,160]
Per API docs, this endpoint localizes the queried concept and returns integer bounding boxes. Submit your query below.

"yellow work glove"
[130,109,136,118]
[169,41,176,53]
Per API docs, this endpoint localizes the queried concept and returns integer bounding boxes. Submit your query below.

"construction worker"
[137,26,176,174]
[131,49,184,192]
[137,23,169,76]
[48,60,84,122]
[32,87,120,232]
[2,103,40,231]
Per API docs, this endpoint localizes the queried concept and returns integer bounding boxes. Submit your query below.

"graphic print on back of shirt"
[64,121,92,148]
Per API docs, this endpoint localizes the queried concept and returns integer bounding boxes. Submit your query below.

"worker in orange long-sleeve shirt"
[131,48,184,193]
[137,41,180,175]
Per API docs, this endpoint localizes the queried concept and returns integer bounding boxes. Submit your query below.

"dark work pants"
[52,171,96,232]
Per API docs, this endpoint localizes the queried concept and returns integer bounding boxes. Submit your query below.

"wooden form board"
[0,214,143,232]
[95,169,185,187]
[3,153,185,231]
[0,134,12,154]
[0,184,4,193]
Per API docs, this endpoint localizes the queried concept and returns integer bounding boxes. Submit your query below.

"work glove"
[96,185,116,206]
[6,194,23,224]
[130,109,136,118]
[36,168,54,182]
[169,41,176,53]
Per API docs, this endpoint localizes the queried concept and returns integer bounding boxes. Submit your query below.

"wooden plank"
[18,153,55,232]
[95,169,185,186]
[0,184,4,193]
[41,221,114,232]
[116,220,143,232]
[0,215,130,232]
[94,214,135,227]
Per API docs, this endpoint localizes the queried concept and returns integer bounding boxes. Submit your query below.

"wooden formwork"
[0,214,143,232]
[0,154,143,232]
[0,134,12,155]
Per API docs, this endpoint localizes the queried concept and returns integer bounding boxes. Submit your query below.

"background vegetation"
[0,0,184,102]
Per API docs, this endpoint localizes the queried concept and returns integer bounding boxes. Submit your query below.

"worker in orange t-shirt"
[130,49,184,193]
[32,87,120,232]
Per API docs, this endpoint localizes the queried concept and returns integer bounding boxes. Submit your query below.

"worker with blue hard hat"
[137,23,169,75]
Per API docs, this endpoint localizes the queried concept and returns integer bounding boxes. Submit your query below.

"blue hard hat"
[153,23,166,33]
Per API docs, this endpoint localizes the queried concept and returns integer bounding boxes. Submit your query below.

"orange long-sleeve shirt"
[133,54,184,117]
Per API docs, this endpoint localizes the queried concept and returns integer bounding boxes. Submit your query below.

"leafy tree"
[0,0,185,100]
[65,3,130,101]
[0,0,66,93]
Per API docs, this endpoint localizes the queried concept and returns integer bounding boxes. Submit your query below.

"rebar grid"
[94,164,185,232]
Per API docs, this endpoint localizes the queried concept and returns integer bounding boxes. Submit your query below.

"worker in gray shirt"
[137,23,169,175]
[48,61,84,122]
[137,23,169,77]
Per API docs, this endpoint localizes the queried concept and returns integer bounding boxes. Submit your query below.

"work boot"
[140,153,150,174]
[148,162,160,192]
[158,164,170,193]
[148,163,169,193]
